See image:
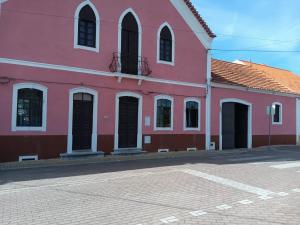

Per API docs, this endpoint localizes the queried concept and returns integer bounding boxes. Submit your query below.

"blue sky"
[191,0,300,74]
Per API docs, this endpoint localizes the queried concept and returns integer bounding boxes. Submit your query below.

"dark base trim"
[211,135,296,150]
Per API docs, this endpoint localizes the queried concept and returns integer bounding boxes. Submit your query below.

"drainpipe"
[205,49,212,150]
[268,106,272,146]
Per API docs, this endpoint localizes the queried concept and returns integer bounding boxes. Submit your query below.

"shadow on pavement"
[1,148,300,186]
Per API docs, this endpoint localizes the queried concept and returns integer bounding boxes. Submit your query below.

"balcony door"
[121,12,139,75]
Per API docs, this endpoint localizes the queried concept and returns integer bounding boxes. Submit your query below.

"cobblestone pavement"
[1,148,300,225]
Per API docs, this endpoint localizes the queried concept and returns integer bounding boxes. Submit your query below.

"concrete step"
[60,151,104,159]
[112,148,144,155]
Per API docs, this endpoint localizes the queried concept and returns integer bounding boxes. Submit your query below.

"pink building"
[1,1,300,163]
[0,0,215,162]
[210,59,300,150]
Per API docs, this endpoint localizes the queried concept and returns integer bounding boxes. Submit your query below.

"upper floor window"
[154,96,174,130]
[12,83,48,131]
[74,1,100,52]
[272,102,282,125]
[184,98,200,130]
[157,23,175,65]
[78,5,96,47]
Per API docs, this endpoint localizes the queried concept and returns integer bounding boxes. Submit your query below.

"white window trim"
[154,95,174,131]
[114,92,143,150]
[184,98,201,131]
[67,87,98,154]
[12,83,48,132]
[118,8,142,74]
[74,1,100,52]
[272,102,283,125]
[157,22,175,66]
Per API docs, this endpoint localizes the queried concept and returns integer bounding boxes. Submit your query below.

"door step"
[60,150,104,159]
[112,148,144,155]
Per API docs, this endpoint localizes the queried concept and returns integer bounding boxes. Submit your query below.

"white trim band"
[0,58,206,88]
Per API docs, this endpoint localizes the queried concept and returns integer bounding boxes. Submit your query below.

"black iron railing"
[109,52,152,76]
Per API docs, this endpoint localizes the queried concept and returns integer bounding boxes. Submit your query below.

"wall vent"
[158,149,169,153]
[19,155,38,162]
[210,142,216,150]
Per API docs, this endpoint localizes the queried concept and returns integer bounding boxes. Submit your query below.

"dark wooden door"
[222,103,235,149]
[72,93,93,150]
[118,97,139,148]
[235,103,248,148]
[121,12,139,75]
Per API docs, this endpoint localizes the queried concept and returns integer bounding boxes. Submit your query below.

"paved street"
[1,148,300,225]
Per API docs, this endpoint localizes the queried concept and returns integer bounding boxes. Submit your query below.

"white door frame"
[219,98,252,150]
[114,92,143,150]
[67,87,98,153]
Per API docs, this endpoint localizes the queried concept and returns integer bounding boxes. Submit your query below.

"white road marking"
[238,199,253,205]
[228,156,274,162]
[270,161,300,169]
[181,169,275,196]
[216,204,232,210]
[190,210,207,217]
[160,216,179,224]
[292,188,300,193]
[258,196,273,200]
[277,192,289,196]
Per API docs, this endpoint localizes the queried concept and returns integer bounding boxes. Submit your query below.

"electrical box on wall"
[144,136,151,144]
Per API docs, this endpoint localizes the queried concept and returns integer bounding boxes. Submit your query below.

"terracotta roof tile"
[212,59,298,95]
[240,61,300,95]
[183,0,216,38]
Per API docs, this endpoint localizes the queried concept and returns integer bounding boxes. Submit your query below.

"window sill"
[74,45,99,53]
[184,128,201,131]
[12,127,46,132]
[272,122,282,126]
[154,127,173,131]
[157,60,175,66]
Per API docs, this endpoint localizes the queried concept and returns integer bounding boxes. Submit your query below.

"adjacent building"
[210,59,300,150]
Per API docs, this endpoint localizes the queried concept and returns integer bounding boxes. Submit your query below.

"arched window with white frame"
[157,22,175,65]
[184,98,200,130]
[272,102,283,125]
[74,1,100,52]
[154,95,174,130]
[12,83,48,131]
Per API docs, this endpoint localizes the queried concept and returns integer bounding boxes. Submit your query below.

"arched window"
[154,95,174,130]
[158,24,174,64]
[78,5,96,47]
[121,12,139,75]
[12,83,48,131]
[184,98,200,130]
[74,2,100,52]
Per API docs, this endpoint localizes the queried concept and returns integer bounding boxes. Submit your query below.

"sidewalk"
[0,145,298,171]
[0,150,242,171]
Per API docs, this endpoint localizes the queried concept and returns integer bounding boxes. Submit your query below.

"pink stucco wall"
[0,0,208,84]
[0,64,207,136]
[211,87,296,136]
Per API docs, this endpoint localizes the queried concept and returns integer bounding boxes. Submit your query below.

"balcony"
[109,52,152,77]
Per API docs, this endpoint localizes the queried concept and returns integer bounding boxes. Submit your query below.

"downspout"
[205,49,212,150]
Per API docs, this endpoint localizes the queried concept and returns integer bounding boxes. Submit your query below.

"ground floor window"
[12,83,47,131]
[154,95,173,130]
[272,102,282,125]
[184,98,200,130]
